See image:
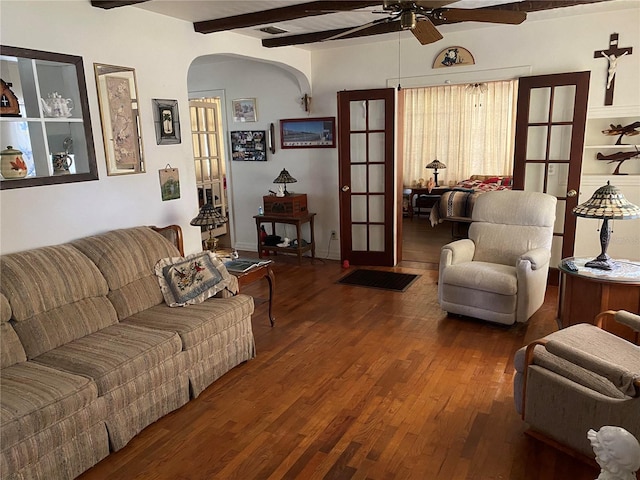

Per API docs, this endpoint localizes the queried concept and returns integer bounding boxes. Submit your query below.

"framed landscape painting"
[280,117,336,149]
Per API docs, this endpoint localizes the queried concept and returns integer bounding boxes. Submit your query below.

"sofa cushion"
[0,244,109,321]
[72,227,181,319]
[0,362,100,451]
[0,294,26,369]
[124,294,255,350]
[32,323,183,396]
[0,293,10,323]
[12,297,118,360]
[155,252,235,307]
[0,245,118,359]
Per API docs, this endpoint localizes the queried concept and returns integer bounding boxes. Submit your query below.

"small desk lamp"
[572,181,640,270]
[273,168,297,196]
[425,159,446,187]
[190,203,227,251]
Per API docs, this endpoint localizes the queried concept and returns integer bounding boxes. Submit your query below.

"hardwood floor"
[401,216,451,265]
[79,252,599,479]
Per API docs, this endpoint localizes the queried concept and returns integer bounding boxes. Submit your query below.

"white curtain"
[401,79,518,187]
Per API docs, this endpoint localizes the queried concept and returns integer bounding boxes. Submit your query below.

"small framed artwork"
[232,98,257,122]
[159,166,180,201]
[152,99,181,145]
[280,117,336,149]
[433,46,475,68]
[230,131,267,161]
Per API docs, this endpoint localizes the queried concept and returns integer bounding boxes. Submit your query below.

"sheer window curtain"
[401,80,518,187]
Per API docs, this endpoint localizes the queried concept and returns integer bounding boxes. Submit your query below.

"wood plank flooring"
[79,249,599,480]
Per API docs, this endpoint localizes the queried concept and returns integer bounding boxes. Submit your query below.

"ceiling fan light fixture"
[400,10,416,30]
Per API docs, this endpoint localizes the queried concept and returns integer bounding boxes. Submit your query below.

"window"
[399,80,518,187]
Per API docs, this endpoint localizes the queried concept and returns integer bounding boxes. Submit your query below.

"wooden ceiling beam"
[194,1,381,34]
[264,0,612,47]
[90,0,149,9]
[263,20,403,48]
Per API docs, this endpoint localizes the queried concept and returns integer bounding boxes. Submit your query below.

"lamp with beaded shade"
[425,159,446,187]
[190,203,227,251]
[572,181,640,270]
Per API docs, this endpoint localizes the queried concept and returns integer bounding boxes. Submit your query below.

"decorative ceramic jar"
[52,152,73,175]
[1,146,27,179]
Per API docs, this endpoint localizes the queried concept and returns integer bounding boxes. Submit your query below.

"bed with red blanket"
[429,175,512,228]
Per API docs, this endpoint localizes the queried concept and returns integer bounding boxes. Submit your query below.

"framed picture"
[280,117,336,149]
[433,46,475,68]
[159,166,180,201]
[152,99,181,145]
[94,63,145,175]
[232,98,257,122]
[230,131,267,161]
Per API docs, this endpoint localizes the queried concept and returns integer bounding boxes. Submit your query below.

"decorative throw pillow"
[155,252,234,307]
[481,176,501,184]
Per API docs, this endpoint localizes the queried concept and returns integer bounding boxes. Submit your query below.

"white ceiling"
[134,0,631,50]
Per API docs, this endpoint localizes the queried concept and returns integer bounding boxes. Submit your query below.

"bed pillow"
[482,176,501,184]
[155,251,233,307]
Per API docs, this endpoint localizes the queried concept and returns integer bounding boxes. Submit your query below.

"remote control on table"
[563,260,578,272]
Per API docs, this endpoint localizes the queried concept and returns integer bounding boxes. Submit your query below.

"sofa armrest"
[544,338,640,397]
[440,239,475,266]
[596,310,640,333]
[517,247,550,271]
[151,225,184,256]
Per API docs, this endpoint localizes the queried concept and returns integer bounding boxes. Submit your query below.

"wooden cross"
[594,33,633,106]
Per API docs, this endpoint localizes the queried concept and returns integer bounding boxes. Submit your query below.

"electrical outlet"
[330,230,337,240]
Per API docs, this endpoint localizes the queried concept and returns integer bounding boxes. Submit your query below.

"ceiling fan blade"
[263,20,403,48]
[194,1,381,34]
[434,8,526,25]
[324,16,394,42]
[411,19,443,45]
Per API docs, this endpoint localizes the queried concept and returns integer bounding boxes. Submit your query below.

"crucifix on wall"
[594,33,633,106]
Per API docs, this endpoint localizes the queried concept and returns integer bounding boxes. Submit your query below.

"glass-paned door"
[338,88,395,266]
[513,72,590,269]
[189,98,228,246]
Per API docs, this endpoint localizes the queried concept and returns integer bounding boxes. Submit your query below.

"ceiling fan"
[253,0,531,48]
[316,1,527,47]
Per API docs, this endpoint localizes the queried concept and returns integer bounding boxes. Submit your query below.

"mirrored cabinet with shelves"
[0,45,97,189]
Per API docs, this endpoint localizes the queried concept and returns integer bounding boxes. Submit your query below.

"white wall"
[0,0,310,255]
[1,0,638,261]
[188,57,339,256]
[309,2,640,259]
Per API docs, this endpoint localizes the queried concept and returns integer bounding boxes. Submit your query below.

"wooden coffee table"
[232,262,275,327]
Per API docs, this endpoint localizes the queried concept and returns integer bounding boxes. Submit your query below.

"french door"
[513,72,590,272]
[337,88,395,266]
[189,98,228,246]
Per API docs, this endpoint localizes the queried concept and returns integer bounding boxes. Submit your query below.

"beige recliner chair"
[438,190,556,325]
[513,310,640,458]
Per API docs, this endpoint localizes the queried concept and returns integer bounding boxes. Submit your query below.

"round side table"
[558,257,640,343]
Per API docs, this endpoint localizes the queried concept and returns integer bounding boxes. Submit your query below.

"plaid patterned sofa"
[0,226,255,479]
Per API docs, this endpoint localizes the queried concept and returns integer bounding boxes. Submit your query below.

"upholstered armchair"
[513,310,640,458]
[438,190,556,325]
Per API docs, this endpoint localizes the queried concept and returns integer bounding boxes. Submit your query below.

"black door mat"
[338,269,419,292]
